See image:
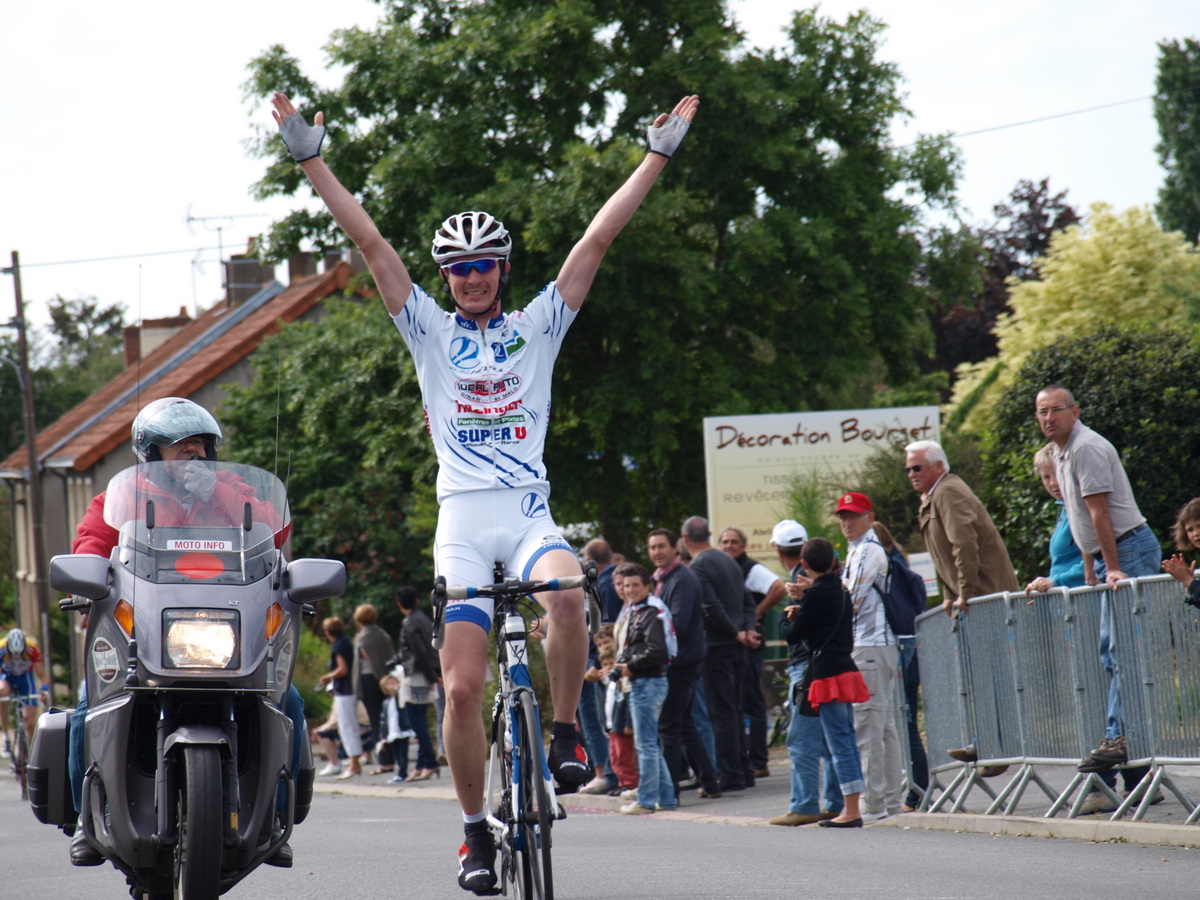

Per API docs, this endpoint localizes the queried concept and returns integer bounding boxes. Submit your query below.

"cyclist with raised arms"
[272,90,699,894]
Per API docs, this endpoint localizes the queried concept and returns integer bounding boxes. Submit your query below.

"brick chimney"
[123,307,193,368]
[224,237,275,306]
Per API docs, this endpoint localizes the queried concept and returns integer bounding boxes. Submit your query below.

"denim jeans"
[630,676,675,809]
[1094,524,1159,791]
[407,702,438,771]
[818,699,866,796]
[897,636,929,807]
[577,678,610,775]
[786,661,842,815]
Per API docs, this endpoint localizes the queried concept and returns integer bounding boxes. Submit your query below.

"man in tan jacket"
[905,440,1018,614]
[905,439,1018,773]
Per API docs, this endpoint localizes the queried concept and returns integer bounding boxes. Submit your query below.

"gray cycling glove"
[647,113,691,160]
[279,111,325,162]
[182,460,217,503]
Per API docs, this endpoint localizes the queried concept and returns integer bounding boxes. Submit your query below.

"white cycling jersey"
[393,281,577,502]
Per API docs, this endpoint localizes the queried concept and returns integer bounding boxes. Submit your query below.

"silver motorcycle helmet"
[131,398,223,463]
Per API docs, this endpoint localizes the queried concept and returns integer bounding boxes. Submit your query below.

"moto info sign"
[702,406,939,565]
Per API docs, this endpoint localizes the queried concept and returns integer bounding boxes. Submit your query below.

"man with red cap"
[836,491,903,821]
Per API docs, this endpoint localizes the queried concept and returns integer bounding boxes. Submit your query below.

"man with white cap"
[768,520,844,825]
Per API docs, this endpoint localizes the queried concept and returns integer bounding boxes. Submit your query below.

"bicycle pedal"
[555,804,568,821]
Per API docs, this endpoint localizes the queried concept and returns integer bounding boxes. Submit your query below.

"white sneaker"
[619,788,639,801]
[0,738,10,758]
[579,776,611,795]
[1079,790,1117,815]
[317,763,342,776]
[861,810,890,824]
[618,802,655,815]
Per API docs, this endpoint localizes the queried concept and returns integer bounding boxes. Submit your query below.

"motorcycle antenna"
[271,452,294,591]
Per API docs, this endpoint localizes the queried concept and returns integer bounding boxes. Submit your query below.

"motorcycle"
[29,460,345,899]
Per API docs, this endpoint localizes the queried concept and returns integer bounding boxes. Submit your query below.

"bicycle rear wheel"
[513,691,553,900]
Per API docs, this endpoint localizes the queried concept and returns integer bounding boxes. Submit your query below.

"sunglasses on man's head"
[445,258,502,276]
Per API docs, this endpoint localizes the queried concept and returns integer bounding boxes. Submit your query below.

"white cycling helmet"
[431,211,513,265]
[5,628,26,658]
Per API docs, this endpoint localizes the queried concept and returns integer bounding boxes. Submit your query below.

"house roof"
[1,262,357,478]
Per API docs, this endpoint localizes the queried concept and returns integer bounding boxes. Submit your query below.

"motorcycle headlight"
[163,609,240,669]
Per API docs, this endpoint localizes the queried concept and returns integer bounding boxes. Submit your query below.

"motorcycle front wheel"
[174,745,223,900]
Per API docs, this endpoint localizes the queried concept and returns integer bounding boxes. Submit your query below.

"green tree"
[240,1,960,560]
[220,295,437,610]
[982,324,1200,580]
[918,179,1079,388]
[948,203,1200,433]
[1155,37,1200,242]
[0,297,126,460]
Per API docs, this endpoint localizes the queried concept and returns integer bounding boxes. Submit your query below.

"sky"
[1,0,1195,340]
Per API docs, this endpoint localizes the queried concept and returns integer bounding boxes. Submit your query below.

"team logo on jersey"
[455,374,522,403]
[449,336,481,370]
[491,330,526,364]
[521,493,548,518]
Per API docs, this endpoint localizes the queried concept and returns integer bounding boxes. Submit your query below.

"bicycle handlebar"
[442,574,590,600]
[430,564,602,649]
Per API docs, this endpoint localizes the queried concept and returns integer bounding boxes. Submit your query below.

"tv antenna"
[185,207,271,314]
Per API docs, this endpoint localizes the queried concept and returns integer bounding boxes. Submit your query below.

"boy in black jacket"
[614,563,676,815]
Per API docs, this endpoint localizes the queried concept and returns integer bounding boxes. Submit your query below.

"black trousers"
[742,642,769,770]
[704,643,749,790]
[660,660,719,793]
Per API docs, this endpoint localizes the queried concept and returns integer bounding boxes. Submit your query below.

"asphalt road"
[4,765,1199,900]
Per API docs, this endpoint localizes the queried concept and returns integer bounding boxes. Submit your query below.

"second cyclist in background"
[0,629,48,757]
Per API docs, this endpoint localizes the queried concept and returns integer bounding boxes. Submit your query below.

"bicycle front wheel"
[514,691,553,900]
[14,725,29,800]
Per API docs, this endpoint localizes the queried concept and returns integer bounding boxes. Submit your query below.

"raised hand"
[1163,553,1196,586]
[646,95,700,159]
[272,92,326,162]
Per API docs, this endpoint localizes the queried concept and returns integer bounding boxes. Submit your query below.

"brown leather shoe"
[768,812,823,826]
[947,745,979,763]
[979,765,1010,778]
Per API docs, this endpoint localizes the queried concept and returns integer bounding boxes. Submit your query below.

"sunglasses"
[904,465,924,474]
[445,258,502,277]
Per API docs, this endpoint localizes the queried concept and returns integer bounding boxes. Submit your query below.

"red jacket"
[73,471,285,557]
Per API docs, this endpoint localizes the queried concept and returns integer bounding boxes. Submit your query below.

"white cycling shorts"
[436,488,575,632]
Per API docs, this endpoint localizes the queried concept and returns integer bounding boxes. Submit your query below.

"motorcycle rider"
[67,397,303,868]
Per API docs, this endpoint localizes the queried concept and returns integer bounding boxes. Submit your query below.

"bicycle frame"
[483,599,560,844]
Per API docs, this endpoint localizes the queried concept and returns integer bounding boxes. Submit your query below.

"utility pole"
[2,251,52,687]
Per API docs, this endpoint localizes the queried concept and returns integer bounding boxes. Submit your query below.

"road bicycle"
[4,690,43,800]
[433,562,600,900]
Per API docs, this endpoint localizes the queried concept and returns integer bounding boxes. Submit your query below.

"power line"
[949,95,1152,140]
[14,244,232,269]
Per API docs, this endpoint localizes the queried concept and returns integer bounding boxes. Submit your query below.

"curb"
[876,811,1200,849]
[313,779,1200,847]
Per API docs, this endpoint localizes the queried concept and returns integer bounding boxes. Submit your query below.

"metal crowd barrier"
[911,574,1200,822]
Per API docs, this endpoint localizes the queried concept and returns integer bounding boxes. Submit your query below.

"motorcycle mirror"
[285,559,347,605]
[50,554,112,601]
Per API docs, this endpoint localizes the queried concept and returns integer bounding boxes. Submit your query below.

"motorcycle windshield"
[103,461,291,585]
